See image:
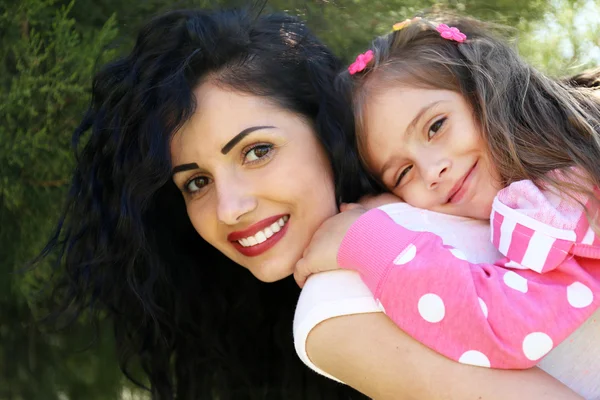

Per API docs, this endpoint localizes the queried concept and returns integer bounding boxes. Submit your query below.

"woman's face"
[170,81,337,282]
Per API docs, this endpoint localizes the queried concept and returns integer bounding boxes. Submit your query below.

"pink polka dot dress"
[337,177,600,369]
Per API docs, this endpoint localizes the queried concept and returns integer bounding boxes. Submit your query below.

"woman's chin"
[248,262,294,283]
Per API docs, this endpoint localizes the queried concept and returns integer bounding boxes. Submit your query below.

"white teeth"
[255,231,267,243]
[236,216,289,247]
[270,222,280,233]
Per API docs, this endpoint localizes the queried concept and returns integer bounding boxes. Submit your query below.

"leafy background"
[1,0,598,398]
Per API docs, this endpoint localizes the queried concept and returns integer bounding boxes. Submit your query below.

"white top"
[293,203,600,399]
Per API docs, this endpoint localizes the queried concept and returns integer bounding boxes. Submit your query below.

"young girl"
[294,15,600,370]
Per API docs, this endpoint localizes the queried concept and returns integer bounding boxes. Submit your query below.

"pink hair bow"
[436,24,467,43]
[348,50,374,75]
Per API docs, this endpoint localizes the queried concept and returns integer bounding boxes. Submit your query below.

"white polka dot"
[459,350,491,368]
[503,271,528,293]
[522,332,553,361]
[393,244,417,265]
[450,248,467,260]
[478,297,488,318]
[418,293,445,323]
[504,260,528,270]
[376,299,387,314]
[567,281,593,308]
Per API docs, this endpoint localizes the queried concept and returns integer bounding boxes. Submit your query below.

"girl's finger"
[293,260,308,288]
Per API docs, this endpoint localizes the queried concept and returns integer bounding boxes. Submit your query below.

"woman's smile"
[228,214,290,256]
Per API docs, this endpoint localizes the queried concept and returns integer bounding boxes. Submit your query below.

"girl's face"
[170,81,337,282]
[362,86,502,219]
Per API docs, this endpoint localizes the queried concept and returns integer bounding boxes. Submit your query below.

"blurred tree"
[49,0,554,61]
[518,0,600,76]
[0,0,128,398]
[0,0,598,398]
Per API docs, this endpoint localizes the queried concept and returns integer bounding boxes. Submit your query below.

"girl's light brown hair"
[342,14,600,224]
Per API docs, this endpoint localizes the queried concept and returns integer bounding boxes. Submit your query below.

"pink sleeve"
[338,208,600,369]
[492,179,600,273]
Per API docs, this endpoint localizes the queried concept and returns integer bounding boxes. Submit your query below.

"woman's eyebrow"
[221,125,275,154]
[172,163,199,175]
[172,126,277,175]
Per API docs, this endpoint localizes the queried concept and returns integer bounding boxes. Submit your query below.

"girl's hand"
[294,204,367,287]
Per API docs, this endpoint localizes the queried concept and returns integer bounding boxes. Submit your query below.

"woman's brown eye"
[254,147,269,158]
[186,176,210,193]
[245,144,273,162]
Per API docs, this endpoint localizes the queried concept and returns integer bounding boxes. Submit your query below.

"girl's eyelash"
[394,165,413,188]
[428,117,447,139]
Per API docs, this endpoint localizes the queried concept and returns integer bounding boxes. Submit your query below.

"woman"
[38,7,584,399]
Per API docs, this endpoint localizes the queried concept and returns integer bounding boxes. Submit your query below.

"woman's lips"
[228,214,287,241]
[228,214,290,257]
[448,162,477,204]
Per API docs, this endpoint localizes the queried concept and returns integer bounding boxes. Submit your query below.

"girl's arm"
[306,312,582,399]
[339,209,600,369]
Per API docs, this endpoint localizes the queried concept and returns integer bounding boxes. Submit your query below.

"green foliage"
[0,0,598,398]
[0,0,118,265]
[0,0,131,398]
[288,0,550,61]
[517,0,600,76]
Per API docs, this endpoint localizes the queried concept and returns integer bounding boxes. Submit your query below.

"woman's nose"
[215,178,258,225]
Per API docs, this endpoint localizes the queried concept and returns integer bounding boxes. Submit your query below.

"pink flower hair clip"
[436,24,467,43]
[348,50,374,75]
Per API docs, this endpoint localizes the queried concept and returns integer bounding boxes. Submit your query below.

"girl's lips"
[448,162,477,204]
[231,220,289,257]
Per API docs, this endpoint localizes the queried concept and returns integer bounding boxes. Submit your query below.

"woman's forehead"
[170,82,315,164]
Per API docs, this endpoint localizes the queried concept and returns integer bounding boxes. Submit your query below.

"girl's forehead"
[360,88,472,165]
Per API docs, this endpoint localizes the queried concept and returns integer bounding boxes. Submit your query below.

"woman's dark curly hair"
[37,7,371,400]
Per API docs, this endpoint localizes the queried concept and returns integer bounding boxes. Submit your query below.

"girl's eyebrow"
[404,101,443,138]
